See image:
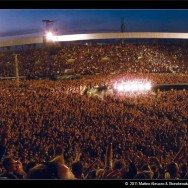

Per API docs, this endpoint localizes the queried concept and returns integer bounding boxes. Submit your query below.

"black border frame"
[0,0,187,187]
[0,1,188,9]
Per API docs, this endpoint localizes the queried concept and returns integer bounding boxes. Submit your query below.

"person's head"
[86,170,97,179]
[113,159,125,170]
[25,162,36,173]
[157,167,170,179]
[2,157,17,172]
[55,146,63,156]
[179,163,187,178]
[150,165,157,173]
[71,161,83,179]
[166,162,179,179]
[122,161,137,179]
[13,161,23,173]
[150,165,159,179]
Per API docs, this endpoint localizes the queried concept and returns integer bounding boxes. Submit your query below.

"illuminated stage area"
[113,80,151,93]
[82,79,188,100]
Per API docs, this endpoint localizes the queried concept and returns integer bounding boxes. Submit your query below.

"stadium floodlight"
[46,32,55,41]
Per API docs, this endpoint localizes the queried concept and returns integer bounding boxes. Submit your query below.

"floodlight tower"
[121,17,125,44]
[121,17,125,32]
[13,54,20,87]
[42,20,56,45]
[42,19,56,33]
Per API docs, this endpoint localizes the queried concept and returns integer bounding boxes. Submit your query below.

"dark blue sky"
[1,10,188,39]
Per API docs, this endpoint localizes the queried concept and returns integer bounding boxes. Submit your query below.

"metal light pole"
[121,17,125,45]
[14,54,20,87]
[42,20,56,47]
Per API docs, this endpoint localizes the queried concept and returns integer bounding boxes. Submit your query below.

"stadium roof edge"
[1,32,188,47]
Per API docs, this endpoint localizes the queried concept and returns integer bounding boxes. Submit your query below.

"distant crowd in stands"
[0,43,188,78]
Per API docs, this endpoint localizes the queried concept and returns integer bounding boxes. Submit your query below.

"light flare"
[46,32,55,41]
[114,80,152,93]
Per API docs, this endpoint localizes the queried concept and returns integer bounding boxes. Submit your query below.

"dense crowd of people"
[0,43,187,179]
[0,77,187,179]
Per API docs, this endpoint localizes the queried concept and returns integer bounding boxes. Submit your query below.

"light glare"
[46,32,55,41]
[114,80,152,93]
[145,83,151,90]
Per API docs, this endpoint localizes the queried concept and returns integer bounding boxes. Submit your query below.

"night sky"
[1,10,188,39]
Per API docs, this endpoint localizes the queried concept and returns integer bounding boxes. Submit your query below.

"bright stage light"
[131,83,138,91]
[114,80,152,93]
[117,84,124,91]
[137,84,144,91]
[46,32,55,41]
[124,83,131,92]
[145,83,151,90]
